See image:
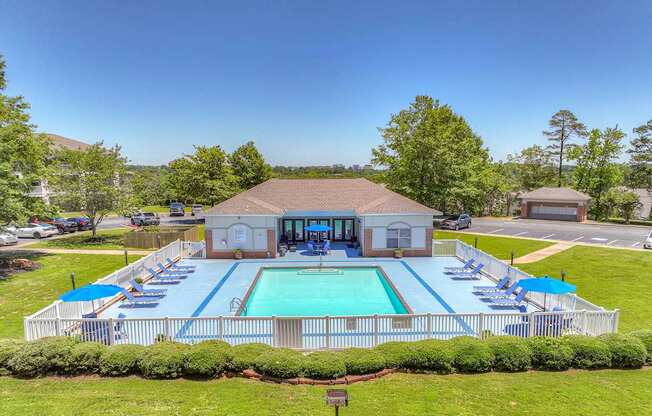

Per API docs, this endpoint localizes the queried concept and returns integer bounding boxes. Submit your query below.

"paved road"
[455,218,652,249]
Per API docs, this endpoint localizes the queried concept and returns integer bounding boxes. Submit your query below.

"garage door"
[529,203,578,221]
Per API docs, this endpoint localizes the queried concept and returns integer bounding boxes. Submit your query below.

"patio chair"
[165,257,196,270]
[306,241,319,254]
[321,240,331,254]
[450,263,484,280]
[129,278,167,297]
[157,262,193,274]
[146,267,187,281]
[489,290,528,308]
[444,258,474,273]
[481,283,519,299]
[80,313,128,344]
[473,276,510,293]
[120,289,160,306]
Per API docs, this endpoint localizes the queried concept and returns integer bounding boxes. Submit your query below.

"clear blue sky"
[1,1,651,166]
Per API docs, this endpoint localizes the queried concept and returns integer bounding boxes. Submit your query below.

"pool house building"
[203,178,439,258]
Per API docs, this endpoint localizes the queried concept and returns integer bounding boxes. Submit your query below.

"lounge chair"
[489,290,528,308]
[146,267,187,281]
[450,263,484,280]
[165,257,196,270]
[120,289,160,306]
[481,283,519,299]
[473,276,510,293]
[130,278,167,297]
[444,259,474,273]
[156,262,192,274]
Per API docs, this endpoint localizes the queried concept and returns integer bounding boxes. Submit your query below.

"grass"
[1,371,651,415]
[434,230,554,259]
[0,252,143,339]
[519,245,652,332]
[28,228,132,251]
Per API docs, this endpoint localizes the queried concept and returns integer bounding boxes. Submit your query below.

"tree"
[604,188,642,223]
[51,143,129,236]
[0,55,53,225]
[543,110,587,186]
[372,95,494,214]
[626,119,652,190]
[569,127,624,220]
[229,141,272,189]
[167,145,239,205]
[506,145,557,191]
[126,166,171,206]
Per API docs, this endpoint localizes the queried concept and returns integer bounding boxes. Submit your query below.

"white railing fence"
[24,310,619,347]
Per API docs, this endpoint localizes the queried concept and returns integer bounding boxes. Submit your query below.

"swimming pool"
[240,267,411,316]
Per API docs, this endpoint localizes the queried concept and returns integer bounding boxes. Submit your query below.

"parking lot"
[456,218,652,249]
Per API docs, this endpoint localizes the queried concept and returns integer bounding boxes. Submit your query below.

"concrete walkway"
[513,242,576,264]
[10,247,152,255]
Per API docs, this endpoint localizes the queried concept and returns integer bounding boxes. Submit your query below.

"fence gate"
[275,318,302,348]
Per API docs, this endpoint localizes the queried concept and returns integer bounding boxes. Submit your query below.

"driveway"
[456,218,651,249]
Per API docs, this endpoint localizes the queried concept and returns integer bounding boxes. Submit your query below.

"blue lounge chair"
[80,312,128,344]
[156,262,192,274]
[481,283,519,299]
[473,276,510,293]
[445,258,474,273]
[165,257,196,270]
[450,263,484,280]
[490,290,528,308]
[120,289,160,306]
[130,278,167,297]
[147,267,187,280]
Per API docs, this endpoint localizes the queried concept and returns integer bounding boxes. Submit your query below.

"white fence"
[23,238,619,347]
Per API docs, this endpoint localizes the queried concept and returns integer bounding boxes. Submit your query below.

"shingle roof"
[519,187,591,202]
[45,133,91,151]
[206,178,438,216]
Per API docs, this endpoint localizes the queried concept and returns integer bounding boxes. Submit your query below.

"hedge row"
[0,331,649,380]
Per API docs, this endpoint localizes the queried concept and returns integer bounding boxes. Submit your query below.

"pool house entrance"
[281,216,357,243]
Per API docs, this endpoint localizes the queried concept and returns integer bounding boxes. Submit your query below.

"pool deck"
[101,243,539,319]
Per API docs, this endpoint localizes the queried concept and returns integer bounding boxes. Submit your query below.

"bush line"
[0,331,650,380]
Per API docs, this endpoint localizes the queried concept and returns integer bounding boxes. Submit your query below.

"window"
[387,228,411,248]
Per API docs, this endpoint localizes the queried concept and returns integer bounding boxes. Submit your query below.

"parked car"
[169,202,185,217]
[43,218,78,234]
[131,212,160,226]
[0,230,18,246]
[66,217,92,231]
[7,223,59,239]
[440,214,472,230]
[644,230,652,249]
[190,204,203,216]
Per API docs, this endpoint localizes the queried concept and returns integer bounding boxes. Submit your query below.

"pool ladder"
[230,297,246,314]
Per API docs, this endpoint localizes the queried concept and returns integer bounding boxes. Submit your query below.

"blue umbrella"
[518,276,576,311]
[60,284,123,302]
[304,224,332,232]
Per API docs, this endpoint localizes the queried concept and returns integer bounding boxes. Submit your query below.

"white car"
[644,230,652,249]
[7,223,59,239]
[191,204,203,216]
[0,231,18,246]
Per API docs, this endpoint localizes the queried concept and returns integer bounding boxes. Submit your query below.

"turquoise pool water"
[241,267,409,316]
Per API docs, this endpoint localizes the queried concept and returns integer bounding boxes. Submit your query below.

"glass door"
[307,219,330,240]
[282,219,305,242]
[333,219,355,241]
[333,219,344,240]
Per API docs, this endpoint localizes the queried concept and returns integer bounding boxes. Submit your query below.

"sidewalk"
[10,247,152,255]
[513,242,576,264]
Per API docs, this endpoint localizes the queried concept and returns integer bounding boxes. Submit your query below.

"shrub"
[69,342,107,374]
[407,340,455,374]
[629,330,652,364]
[301,351,346,379]
[563,335,611,369]
[0,339,24,375]
[449,336,494,373]
[486,336,532,372]
[253,348,305,379]
[230,343,273,372]
[598,334,646,369]
[183,340,232,377]
[139,342,189,379]
[526,337,572,370]
[340,348,386,375]
[99,344,145,376]
[374,341,413,369]
[8,336,79,377]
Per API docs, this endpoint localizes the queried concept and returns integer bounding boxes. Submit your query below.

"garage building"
[519,187,591,222]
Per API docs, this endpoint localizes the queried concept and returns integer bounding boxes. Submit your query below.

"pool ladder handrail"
[230,297,246,314]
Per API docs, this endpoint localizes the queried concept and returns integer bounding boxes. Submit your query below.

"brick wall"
[362,227,433,257]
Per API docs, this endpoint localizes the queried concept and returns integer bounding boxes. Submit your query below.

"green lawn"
[28,228,132,250]
[1,371,651,415]
[0,252,142,339]
[519,245,652,332]
[435,230,554,259]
